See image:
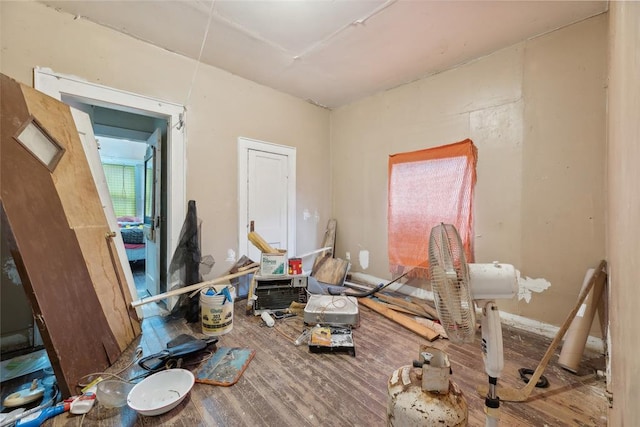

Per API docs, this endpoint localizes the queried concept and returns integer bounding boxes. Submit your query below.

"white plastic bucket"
[200,285,235,336]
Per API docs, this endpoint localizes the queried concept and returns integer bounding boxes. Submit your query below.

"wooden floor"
[37,298,607,426]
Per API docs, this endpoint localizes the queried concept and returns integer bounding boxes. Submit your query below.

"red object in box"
[288,258,302,275]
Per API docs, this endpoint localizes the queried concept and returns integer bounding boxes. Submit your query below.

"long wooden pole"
[295,246,333,260]
[131,246,335,308]
[131,266,259,308]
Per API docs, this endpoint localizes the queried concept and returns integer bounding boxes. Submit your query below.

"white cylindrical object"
[558,268,604,373]
[200,285,235,336]
[468,262,517,300]
[261,311,275,327]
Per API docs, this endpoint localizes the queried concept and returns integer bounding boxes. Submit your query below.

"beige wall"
[331,15,607,329]
[607,2,640,425]
[0,1,331,279]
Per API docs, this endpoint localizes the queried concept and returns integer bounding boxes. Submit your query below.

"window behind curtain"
[103,163,137,218]
[388,139,477,276]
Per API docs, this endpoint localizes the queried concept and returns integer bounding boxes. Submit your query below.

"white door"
[144,129,161,296]
[247,150,289,261]
[70,108,142,318]
[238,138,296,262]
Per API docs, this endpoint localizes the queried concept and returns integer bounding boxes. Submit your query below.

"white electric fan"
[429,223,517,426]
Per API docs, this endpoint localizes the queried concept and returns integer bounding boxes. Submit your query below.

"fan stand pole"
[481,301,505,427]
[476,260,607,402]
[485,376,500,427]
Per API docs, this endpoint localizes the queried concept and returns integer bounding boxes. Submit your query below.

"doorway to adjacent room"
[34,67,186,306]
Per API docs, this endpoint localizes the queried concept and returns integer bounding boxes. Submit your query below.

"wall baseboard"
[348,272,605,355]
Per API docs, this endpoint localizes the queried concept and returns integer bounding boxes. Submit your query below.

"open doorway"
[62,102,167,299]
[69,102,167,300]
[34,67,186,305]
[95,133,153,299]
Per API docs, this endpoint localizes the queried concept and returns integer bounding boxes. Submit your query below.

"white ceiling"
[40,0,608,109]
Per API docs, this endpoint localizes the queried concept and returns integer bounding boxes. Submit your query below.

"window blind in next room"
[103,163,137,218]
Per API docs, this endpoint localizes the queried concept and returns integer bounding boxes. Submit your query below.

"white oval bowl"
[127,369,195,416]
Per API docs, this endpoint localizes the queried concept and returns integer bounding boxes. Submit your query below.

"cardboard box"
[260,252,287,276]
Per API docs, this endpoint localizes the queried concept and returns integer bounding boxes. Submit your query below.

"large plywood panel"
[74,226,140,348]
[19,84,141,342]
[1,73,139,396]
[20,84,105,228]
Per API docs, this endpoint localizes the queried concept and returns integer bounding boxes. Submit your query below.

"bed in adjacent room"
[118,217,145,262]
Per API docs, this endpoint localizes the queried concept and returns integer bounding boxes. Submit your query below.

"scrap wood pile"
[247,219,446,341]
[346,276,447,341]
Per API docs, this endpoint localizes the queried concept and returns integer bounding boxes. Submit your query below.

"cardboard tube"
[558,268,606,373]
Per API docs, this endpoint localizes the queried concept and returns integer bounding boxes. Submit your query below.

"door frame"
[34,67,186,295]
[238,137,296,258]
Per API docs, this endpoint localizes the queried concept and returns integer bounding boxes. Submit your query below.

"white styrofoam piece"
[304,295,359,326]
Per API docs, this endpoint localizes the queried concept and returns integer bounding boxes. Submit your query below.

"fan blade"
[429,223,476,343]
[432,265,464,324]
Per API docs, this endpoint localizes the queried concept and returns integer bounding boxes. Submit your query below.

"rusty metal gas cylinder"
[387,347,468,427]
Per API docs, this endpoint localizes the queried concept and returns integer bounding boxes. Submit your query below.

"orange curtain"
[388,139,477,276]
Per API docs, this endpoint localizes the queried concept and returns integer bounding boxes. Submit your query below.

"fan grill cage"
[428,223,476,343]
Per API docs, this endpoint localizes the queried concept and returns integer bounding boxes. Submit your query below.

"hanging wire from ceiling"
[184,0,216,108]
